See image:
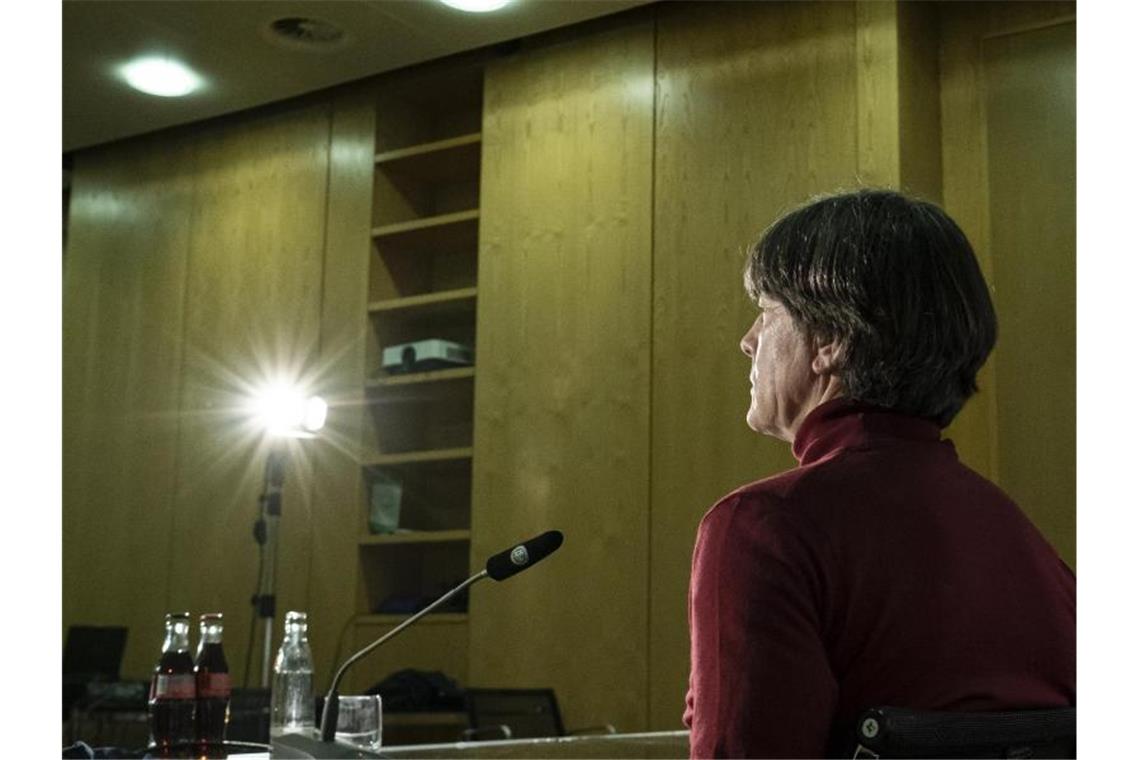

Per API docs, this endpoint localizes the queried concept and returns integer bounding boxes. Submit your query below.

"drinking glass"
[335,695,383,750]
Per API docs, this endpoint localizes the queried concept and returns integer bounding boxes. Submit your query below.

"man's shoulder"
[695,468,835,575]
[720,458,832,509]
[698,451,879,542]
[701,465,822,531]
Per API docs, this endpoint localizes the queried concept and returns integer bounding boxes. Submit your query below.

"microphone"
[485,530,564,581]
[318,530,564,742]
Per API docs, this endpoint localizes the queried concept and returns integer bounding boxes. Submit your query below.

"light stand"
[242,387,327,688]
[251,446,287,688]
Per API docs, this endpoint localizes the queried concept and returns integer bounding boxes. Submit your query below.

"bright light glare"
[303,396,328,433]
[438,0,512,12]
[252,385,326,437]
[120,57,202,97]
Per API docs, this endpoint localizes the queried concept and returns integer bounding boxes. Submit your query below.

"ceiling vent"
[265,17,350,51]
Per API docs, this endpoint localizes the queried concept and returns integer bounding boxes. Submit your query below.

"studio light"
[251,384,327,437]
[303,396,329,434]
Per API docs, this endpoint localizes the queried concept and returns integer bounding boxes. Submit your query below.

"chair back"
[228,688,272,743]
[464,688,565,740]
[63,625,129,718]
[852,706,1075,758]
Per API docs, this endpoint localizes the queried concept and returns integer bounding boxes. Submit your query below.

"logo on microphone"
[510,545,530,566]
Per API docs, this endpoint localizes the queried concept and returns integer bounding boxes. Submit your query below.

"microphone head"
[485,530,564,581]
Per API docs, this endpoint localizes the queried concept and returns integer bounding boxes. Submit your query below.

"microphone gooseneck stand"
[319,569,489,742]
[317,530,564,744]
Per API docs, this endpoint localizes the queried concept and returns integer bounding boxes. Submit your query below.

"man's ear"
[811,335,843,375]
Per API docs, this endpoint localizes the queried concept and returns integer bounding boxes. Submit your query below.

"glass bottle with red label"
[194,612,231,748]
[148,612,196,755]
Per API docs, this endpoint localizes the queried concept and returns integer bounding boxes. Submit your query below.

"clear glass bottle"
[270,610,315,737]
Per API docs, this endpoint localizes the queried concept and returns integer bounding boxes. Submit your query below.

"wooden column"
[471,16,656,732]
[308,89,376,692]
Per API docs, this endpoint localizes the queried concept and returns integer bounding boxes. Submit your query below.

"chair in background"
[227,688,272,744]
[63,625,149,748]
[851,706,1076,758]
[63,626,129,720]
[462,689,616,742]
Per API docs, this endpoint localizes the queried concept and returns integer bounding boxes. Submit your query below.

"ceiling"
[63,0,652,153]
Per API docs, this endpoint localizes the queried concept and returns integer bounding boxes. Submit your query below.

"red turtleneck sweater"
[683,399,1075,758]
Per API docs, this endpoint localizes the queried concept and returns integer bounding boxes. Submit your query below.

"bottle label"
[151,674,195,701]
[196,672,232,699]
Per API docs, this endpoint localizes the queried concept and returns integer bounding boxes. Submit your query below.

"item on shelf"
[369,473,403,534]
[381,339,474,375]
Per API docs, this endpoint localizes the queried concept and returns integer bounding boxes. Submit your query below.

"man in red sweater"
[683,190,1075,758]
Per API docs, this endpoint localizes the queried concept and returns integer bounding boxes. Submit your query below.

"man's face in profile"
[740,296,818,442]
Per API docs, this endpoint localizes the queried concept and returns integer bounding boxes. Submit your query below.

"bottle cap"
[199,612,224,622]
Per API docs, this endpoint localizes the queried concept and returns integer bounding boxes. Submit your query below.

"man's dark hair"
[745,189,997,427]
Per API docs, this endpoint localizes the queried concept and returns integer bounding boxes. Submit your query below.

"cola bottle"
[194,613,231,748]
[148,612,196,755]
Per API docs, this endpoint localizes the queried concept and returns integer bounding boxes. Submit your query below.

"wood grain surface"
[471,14,655,733]
[984,21,1076,566]
[938,2,1076,565]
[162,102,332,686]
[63,132,196,679]
[307,89,377,692]
[856,0,901,186]
[650,0,862,729]
[897,1,943,202]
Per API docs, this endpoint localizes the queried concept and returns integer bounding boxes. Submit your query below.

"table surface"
[272,730,691,759]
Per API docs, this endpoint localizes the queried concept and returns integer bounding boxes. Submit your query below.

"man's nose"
[740,331,755,358]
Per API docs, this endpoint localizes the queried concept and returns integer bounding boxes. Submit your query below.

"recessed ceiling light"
[439,0,513,12]
[119,57,203,97]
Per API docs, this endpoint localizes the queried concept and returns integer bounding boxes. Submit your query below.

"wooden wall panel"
[938,1,1076,481]
[897,1,943,202]
[471,17,655,733]
[939,6,997,479]
[62,135,195,679]
[853,0,943,200]
[164,103,332,685]
[308,90,376,692]
[985,22,1076,565]
[939,1,1076,562]
[64,92,369,686]
[650,0,861,730]
[856,0,901,187]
